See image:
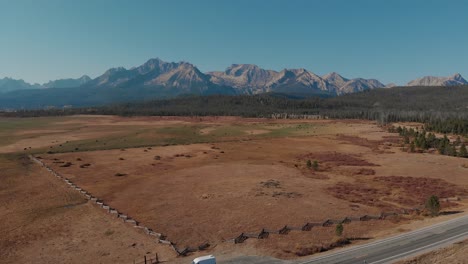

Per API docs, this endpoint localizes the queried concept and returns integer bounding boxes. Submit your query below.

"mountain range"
[406,73,467,86]
[0,58,467,109]
[77,58,388,96]
[0,75,91,93]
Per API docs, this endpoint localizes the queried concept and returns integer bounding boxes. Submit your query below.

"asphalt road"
[299,214,468,264]
[221,214,468,264]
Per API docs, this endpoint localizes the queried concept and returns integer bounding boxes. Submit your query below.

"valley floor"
[0,115,467,263]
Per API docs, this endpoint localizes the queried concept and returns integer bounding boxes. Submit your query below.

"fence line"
[29,154,467,257]
[271,113,325,119]
[227,198,467,245]
[133,253,160,264]
[29,155,200,257]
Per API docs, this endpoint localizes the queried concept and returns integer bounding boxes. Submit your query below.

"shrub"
[335,223,344,236]
[312,160,319,171]
[459,143,467,158]
[425,195,440,216]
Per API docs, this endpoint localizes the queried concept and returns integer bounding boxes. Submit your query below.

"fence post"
[155,253,159,263]
[144,255,147,264]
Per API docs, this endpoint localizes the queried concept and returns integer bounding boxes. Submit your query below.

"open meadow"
[1,115,468,263]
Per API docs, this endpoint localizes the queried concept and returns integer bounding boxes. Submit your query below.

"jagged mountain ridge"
[1,59,386,96]
[84,58,380,96]
[83,58,230,96]
[209,65,384,95]
[407,73,467,86]
[1,58,467,109]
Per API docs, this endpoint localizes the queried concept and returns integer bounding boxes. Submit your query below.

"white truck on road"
[192,255,216,264]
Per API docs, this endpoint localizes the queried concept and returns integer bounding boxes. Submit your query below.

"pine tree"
[446,144,457,156]
[397,126,403,134]
[459,143,468,158]
[438,140,447,154]
[420,134,427,149]
[443,134,450,144]
[425,195,440,216]
[427,133,436,148]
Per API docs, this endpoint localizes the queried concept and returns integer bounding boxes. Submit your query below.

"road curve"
[299,214,468,264]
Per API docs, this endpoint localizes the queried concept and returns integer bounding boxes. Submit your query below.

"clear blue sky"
[1,0,467,85]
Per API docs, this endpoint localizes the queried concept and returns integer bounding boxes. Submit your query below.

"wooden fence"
[29,154,468,258]
[133,254,160,264]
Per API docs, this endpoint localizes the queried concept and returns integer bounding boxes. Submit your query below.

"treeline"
[424,119,468,135]
[389,126,467,158]
[2,85,468,135]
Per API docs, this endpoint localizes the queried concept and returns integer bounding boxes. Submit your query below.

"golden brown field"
[1,115,467,263]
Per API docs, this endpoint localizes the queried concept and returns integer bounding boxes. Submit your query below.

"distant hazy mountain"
[0,75,91,93]
[43,75,91,88]
[407,73,467,86]
[0,77,41,93]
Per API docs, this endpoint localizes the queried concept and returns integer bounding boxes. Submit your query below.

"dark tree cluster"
[2,85,468,137]
[389,126,467,158]
[423,119,468,135]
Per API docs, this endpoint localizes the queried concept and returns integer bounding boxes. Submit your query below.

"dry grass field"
[1,115,468,262]
[0,154,175,264]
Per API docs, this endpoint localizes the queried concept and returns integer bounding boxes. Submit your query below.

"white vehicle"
[191,255,216,264]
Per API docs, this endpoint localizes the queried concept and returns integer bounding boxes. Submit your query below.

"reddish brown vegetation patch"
[327,182,392,209]
[328,176,468,209]
[299,152,377,167]
[374,176,468,207]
